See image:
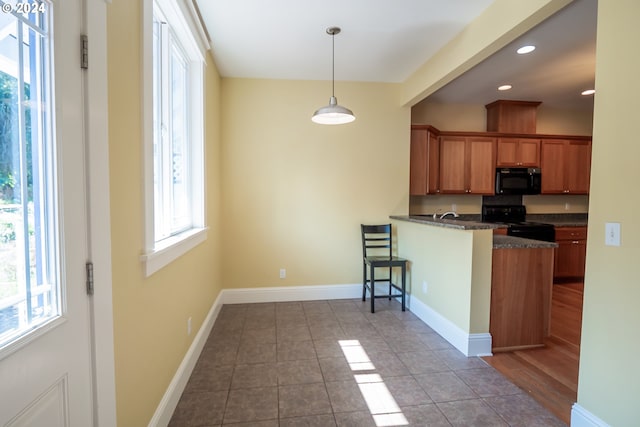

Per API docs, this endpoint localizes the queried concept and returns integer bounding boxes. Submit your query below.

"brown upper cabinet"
[485,100,541,134]
[410,126,440,195]
[409,122,592,197]
[496,137,541,167]
[439,135,496,194]
[541,139,592,194]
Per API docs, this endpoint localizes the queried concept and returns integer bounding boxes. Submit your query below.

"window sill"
[141,227,208,277]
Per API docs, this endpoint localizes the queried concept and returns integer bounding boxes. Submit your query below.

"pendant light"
[312,27,355,125]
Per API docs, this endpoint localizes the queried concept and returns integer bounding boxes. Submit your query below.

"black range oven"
[482,205,555,242]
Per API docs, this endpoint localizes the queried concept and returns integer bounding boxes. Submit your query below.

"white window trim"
[141,0,209,277]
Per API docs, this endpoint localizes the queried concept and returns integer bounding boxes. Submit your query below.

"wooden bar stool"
[360,224,408,313]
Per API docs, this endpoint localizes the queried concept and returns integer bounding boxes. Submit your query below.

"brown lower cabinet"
[554,226,588,279]
[490,247,555,352]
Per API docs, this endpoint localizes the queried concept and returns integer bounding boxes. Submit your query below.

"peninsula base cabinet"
[490,247,555,352]
[554,226,588,280]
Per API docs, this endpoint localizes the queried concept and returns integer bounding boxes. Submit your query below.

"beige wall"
[107,1,223,425]
[221,79,410,289]
[411,101,593,135]
[577,1,640,425]
[394,221,493,335]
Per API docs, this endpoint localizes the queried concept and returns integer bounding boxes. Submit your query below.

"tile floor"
[169,298,566,426]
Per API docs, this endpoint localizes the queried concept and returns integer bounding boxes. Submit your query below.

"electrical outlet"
[565,203,570,211]
[187,317,192,335]
[422,281,428,294]
[279,268,286,279]
[451,203,457,212]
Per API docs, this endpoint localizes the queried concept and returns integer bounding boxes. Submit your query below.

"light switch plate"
[605,222,621,246]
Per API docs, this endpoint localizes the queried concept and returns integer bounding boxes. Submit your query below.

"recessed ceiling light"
[581,89,596,96]
[517,45,536,54]
[498,85,512,91]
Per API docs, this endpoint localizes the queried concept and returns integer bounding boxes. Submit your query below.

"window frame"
[141,0,209,277]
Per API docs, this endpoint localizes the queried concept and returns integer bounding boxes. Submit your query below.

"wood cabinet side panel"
[410,129,428,195]
[491,248,554,350]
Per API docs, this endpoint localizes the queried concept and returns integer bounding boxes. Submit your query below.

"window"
[142,0,208,276]
[0,3,59,348]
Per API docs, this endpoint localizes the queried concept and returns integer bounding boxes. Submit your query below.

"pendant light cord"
[331,31,335,97]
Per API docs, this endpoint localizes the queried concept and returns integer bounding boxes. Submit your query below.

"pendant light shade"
[312,27,355,125]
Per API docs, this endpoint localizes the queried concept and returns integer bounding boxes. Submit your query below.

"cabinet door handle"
[572,240,581,244]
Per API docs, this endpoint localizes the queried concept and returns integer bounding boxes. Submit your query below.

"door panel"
[439,136,466,193]
[467,136,496,194]
[0,0,93,425]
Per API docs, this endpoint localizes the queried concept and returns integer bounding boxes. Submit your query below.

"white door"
[0,0,94,426]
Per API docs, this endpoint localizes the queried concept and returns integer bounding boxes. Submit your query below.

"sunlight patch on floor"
[339,340,408,426]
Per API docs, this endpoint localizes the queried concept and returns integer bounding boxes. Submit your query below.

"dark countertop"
[493,235,558,249]
[526,213,588,227]
[390,215,504,230]
[391,214,562,249]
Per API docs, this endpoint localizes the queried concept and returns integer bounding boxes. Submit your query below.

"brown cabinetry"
[554,226,587,279]
[496,137,540,167]
[491,246,554,351]
[439,136,496,194]
[541,139,592,194]
[410,127,440,195]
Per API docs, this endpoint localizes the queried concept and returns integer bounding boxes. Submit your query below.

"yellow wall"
[577,1,640,424]
[394,221,493,335]
[107,1,223,425]
[411,101,593,135]
[221,79,410,289]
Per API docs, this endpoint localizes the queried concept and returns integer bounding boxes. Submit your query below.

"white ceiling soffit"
[425,0,598,110]
[195,0,495,83]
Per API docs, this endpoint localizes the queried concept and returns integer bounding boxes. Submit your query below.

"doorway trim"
[84,0,117,425]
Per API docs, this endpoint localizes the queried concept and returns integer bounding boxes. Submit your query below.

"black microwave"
[495,167,541,195]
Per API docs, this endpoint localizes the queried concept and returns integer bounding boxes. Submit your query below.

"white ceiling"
[195,0,597,110]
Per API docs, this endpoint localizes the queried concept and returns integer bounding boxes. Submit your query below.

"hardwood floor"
[483,281,583,425]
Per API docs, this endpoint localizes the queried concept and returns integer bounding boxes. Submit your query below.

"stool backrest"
[361,224,392,258]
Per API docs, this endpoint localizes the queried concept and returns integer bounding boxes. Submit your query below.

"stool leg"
[370,264,375,313]
[362,262,367,302]
[401,263,406,312]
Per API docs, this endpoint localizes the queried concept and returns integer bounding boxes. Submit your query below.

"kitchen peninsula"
[390,215,557,355]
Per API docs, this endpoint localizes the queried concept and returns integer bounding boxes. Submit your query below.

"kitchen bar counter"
[390,215,558,249]
[390,215,500,230]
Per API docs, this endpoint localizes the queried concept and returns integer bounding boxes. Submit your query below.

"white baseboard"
[571,403,611,427]
[408,296,492,357]
[220,283,362,304]
[147,292,224,427]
